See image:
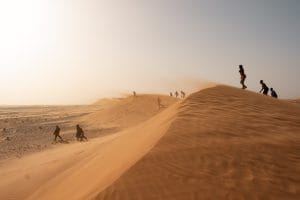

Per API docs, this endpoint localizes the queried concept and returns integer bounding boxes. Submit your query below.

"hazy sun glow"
[0,0,299,105]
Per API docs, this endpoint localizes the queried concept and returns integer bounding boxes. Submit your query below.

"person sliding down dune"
[76,124,88,141]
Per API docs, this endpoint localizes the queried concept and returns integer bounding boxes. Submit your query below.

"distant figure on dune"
[175,91,179,98]
[170,92,173,97]
[157,97,162,109]
[133,91,137,97]
[181,91,186,98]
[259,80,269,95]
[53,125,64,142]
[76,124,88,141]
[239,65,247,89]
[270,88,278,98]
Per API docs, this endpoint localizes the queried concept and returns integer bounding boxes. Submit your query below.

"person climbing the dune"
[53,125,64,142]
[239,65,247,89]
[76,124,88,141]
[270,88,278,98]
[175,91,179,98]
[170,92,173,97]
[181,91,186,98]
[157,97,162,109]
[259,80,269,96]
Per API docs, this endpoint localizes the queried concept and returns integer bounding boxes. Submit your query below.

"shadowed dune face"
[96,85,300,200]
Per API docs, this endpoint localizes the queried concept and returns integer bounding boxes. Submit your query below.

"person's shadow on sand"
[52,140,69,144]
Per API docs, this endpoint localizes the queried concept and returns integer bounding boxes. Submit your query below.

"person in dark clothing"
[157,97,162,109]
[239,65,247,89]
[259,80,269,95]
[76,124,87,141]
[175,91,179,98]
[53,125,63,142]
[270,88,278,98]
[170,92,173,97]
[181,91,186,98]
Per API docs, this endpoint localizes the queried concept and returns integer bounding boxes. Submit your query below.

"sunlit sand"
[0,85,299,199]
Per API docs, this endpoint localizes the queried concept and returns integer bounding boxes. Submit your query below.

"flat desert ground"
[0,85,299,200]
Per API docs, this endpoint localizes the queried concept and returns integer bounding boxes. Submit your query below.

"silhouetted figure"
[76,125,87,141]
[259,80,269,95]
[175,91,179,98]
[181,91,186,98]
[133,91,137,97]
[157,97,162,109]
[239,65,247,89]
[53,125,63,142]
[270,88,278,98]
[170,92,173,97]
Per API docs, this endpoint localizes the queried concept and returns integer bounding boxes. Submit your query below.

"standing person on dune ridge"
[181,91,186,98]
[239,65,247,89]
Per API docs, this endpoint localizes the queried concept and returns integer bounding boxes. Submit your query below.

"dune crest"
[0,95,180,200]
[83,94,179,130]
[0,85,299,200]
[95,85,300,200]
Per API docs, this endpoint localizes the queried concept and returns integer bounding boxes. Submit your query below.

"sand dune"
[83,94,178,130]
[0,85,299,200]
[0,95,177,160]
[0,94,180,200]
[289,99,300,107]
[95,86,300,200]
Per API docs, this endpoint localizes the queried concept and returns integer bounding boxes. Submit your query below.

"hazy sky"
[0,0,299,105]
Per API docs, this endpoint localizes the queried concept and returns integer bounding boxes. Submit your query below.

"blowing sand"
[0,86,300,200]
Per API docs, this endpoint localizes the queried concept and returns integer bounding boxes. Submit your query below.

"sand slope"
[0,95,180,200]
[95,86,300,200]
[83,94,178,130]
[1,86,299,200]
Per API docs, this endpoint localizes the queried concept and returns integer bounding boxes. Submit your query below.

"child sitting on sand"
[270,88,278,98]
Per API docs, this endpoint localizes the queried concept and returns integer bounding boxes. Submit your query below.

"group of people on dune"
[170,91,186,99]
[132,90,186,110]
[53,124,87,143]
[239,65,278,98]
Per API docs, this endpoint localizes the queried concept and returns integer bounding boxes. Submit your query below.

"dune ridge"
[0,85,299,200]
[83,94,179,130]
[95,85,300,200]
[0,94,180,200]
